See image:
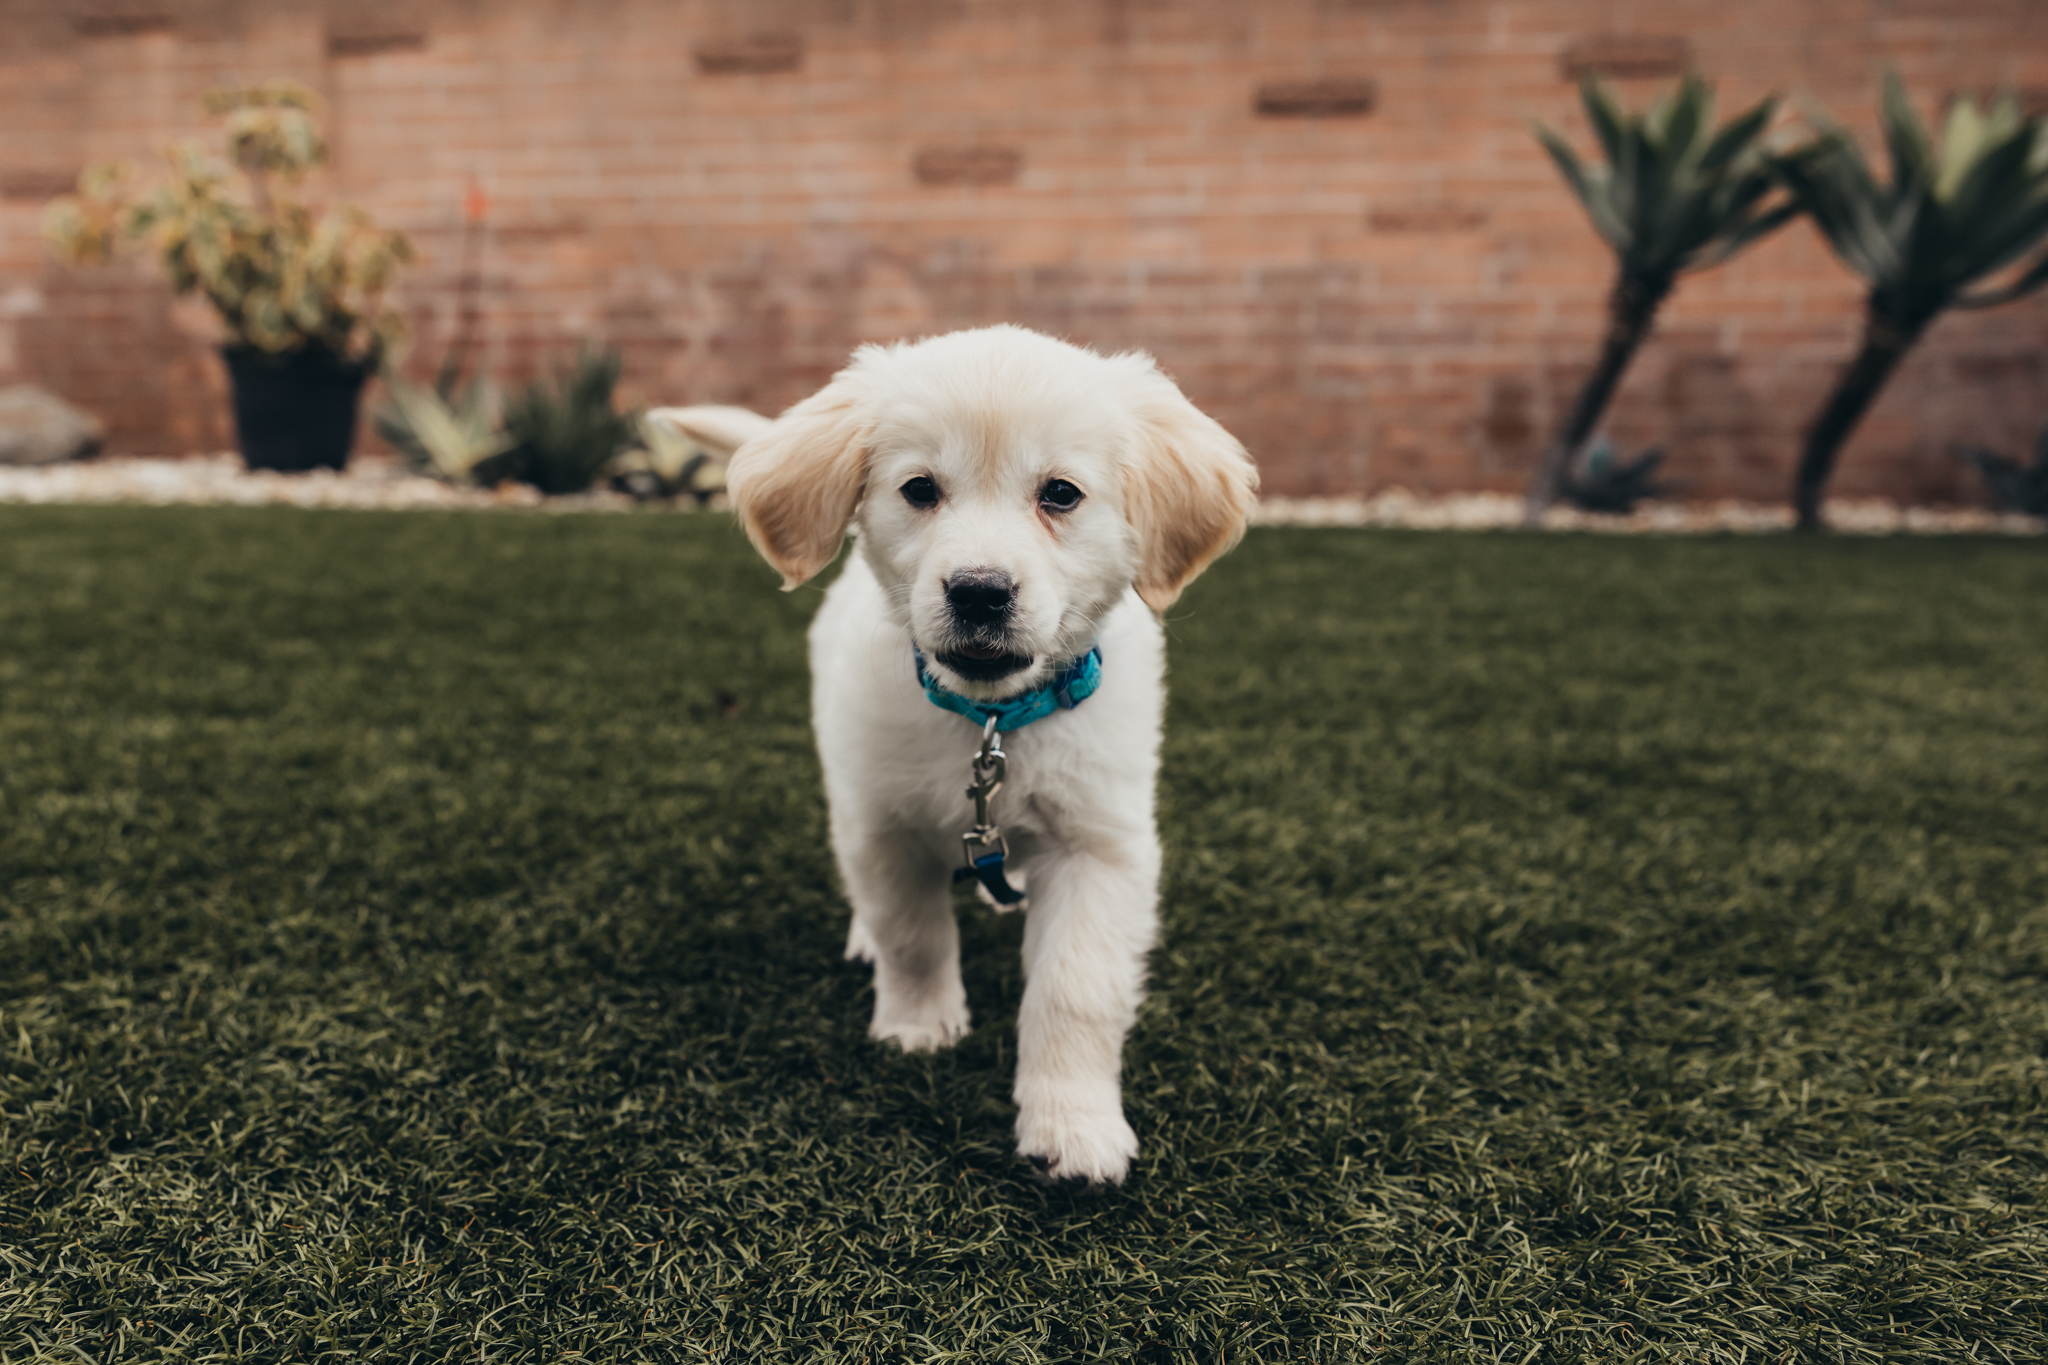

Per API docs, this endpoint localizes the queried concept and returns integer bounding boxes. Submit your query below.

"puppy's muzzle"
[944,568,1014,629]
[938,568,1033,681]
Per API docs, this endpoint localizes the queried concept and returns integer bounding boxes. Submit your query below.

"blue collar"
[913,645,1102,732]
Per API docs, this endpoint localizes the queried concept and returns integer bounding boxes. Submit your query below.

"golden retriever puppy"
[726,325,1257,1185]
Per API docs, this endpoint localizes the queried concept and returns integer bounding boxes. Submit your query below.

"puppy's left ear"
[725,375,872,590]
[1121,368,1260,612]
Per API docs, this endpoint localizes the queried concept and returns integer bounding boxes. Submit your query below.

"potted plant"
[45,81,412,472]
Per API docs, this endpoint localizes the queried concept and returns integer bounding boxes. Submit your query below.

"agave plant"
[1523,74,1796,522]
[1778,76,2048,530]
[492,348,638,494]
[372,379,512,482]
[610,411,730,504]
[1560,435,1672,515]
[1966,426,2048,518]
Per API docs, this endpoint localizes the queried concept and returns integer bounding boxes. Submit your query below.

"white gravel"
[1,454,2041,535]
[0,454,630,511]
[1253,491,2046,536]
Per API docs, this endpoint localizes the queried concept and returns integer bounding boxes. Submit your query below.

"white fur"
[724,325,1257,1185]
[643,404,773,457]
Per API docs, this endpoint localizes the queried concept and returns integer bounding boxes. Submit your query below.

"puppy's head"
[726,325,1258,700]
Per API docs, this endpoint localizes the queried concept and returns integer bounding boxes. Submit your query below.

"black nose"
[944,569,1015,627]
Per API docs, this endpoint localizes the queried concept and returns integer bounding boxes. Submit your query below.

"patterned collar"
[912,645,1103,732]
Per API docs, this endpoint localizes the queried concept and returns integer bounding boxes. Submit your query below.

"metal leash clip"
[956,714,1027,906]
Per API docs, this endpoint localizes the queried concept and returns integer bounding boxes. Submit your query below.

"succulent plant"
[610,411,729,504]
[1524,74,1795,522]
[372,379,513,483]
[490,348,638,495]
[1560,435,1672,514]
[1777,75,2048,529]
[1966,426,2048,518]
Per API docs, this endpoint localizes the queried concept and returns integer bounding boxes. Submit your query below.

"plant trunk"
[1791,311,1922,531]
[1522,270,1672,524]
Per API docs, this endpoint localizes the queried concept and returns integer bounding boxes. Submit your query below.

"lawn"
[2,506,2045,1362]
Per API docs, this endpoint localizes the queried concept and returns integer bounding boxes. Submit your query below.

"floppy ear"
[724,377,871,590]
[1120,370,1260,612]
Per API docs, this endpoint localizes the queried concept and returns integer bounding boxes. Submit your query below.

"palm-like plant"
[1524,75,1796,522]
[1777,76,2048,529]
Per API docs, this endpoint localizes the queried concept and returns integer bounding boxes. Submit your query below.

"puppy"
[725,325,1257,1185]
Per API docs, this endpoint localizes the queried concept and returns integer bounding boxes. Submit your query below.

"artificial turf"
[1,505,2044,1362]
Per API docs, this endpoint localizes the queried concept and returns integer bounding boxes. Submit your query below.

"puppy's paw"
[843,919,878,963]
[1015,1104,1138,1187]
[870,1000,971,1053]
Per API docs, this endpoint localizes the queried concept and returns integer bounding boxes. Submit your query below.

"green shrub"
[490,348,637,494]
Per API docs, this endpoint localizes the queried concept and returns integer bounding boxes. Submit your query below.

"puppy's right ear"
[1121,368,1260,613]
[725,377,871,590]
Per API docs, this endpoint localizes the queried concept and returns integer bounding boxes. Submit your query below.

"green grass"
[2,507,2045,1362]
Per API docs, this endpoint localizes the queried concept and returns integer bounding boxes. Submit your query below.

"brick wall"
[2,0,2045,501]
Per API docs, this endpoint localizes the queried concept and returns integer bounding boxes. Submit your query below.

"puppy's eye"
[900,476,940,509]
[1039,478,1084,513]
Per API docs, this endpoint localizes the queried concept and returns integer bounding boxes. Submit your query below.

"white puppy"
[725,325,1258,1185]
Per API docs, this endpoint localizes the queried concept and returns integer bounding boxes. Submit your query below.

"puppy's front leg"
[837,828,970,1052]
[1012,837,1160,1185]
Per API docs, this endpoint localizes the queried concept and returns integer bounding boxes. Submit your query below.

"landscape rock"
[0,386,105,465]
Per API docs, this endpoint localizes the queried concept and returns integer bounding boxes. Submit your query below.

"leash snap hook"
[956,712,1027,906]
[966,713,1006,825]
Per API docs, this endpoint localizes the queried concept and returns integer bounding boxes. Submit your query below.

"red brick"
[1,0,2044,498]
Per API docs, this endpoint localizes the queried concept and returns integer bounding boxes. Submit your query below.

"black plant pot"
[222,345,372,472]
